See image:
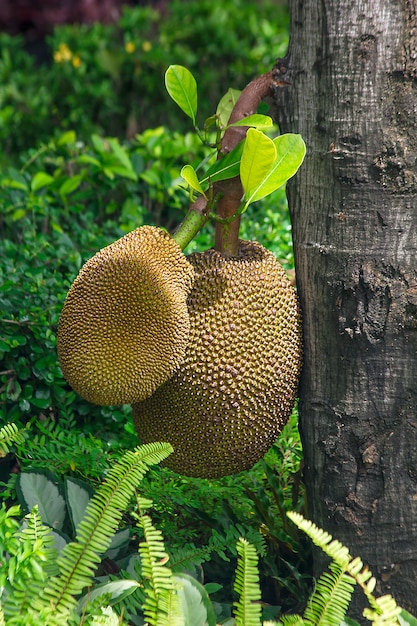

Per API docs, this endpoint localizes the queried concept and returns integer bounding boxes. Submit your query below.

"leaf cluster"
[165,64,306,224]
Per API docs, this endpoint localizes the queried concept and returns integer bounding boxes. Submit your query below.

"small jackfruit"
[57,226,195,406]
[132,239,302,478]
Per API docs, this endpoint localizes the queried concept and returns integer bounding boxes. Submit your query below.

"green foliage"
[1,427,415,626]
[0,423,26,457]
[135,496,184,625]
[164,65,306,223]
[0,441,172,625]
[233,538,262,626]
[0,1,288,165]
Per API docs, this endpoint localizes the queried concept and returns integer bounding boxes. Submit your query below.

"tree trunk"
[273,0,417,617]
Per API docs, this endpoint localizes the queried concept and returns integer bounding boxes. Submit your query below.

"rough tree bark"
[273,0,417,617]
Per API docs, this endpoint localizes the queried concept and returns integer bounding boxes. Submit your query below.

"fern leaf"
[40,442,172,614]
[287,512,351,568]
[363,594,401,625]
[136,501,183,626]
[1,506,64,623]
[233,538,262,626]
[277,616,305,625]
[303,561,356,626]
[0,423,26,457]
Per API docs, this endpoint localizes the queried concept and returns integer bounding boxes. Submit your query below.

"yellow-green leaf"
[244,133,306,205]
[165,65,197,123]
[228,114,274,131]
[57,130,76,146]
[216,88,241,128]
[240,128,276,197]
[181,164,206,196]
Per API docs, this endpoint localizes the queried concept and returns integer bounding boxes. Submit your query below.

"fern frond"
[277,615,305,625]
[363,594,401,625]
[233,538,262,626]
[39,442,172,615]
[303,561,355,626]
[288,512,404,626]
[167,543,211,572]
[0,422,26,457]
[287,512,350,568]
[136,496,184,626]
[1,505,65,623]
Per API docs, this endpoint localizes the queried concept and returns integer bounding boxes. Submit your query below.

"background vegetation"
[0,1,312,621]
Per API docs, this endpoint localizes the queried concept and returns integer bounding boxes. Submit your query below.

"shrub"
[0,0,288,164]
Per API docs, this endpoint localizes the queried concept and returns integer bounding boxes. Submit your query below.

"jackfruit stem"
[173,71,286,256]
[214,71,277,257]
[172,195,209,251]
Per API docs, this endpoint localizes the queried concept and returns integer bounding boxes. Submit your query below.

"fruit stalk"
[214,71,277,257]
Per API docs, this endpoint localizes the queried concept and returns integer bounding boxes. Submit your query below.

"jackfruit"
[132,239,302,478]
[57,225,195,406]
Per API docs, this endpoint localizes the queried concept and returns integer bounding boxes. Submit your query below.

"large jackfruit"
[132,239,302,478]
[57,226,195,406]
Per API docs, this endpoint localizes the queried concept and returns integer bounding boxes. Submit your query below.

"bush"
[0,0,288,164]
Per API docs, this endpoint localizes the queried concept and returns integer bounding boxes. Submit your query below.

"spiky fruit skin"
[57,226,195,406]
[133,240,302,478]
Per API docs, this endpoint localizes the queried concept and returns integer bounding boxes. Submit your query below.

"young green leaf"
[240,128,276,198]
[243,133,306,206]
[228,114,274,131]
[165,65,198,123]
[181,164,206,196]
[216,88,241,128]
[199,141,244,187]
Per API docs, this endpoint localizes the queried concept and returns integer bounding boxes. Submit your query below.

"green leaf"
[77,154,101,167]
[181,164,206,196]
[59,175,83,196]
[31,172,54,191]
[11,209,27,221]
[216,88,241,128]
[105,528,131,560]
[77,580,141,614]
[399,609,417,626]
[175,573,217,626]
[1,177,28,191]
[200,141,244,187]
[228,114,274,130]
[91,134,107,154]
[57,130,76,146]
[243,133,306,205]
[165,65,198,123]
[16,470,67,531]
[107,138,134,171]
[104,165,137,181]
[240,128,276,198]
[64,477,94,534]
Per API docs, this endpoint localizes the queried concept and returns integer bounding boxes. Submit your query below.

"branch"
[213,71,280,256]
